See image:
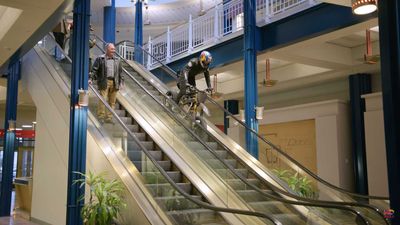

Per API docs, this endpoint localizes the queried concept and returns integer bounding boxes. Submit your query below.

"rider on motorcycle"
[173,51,214,104]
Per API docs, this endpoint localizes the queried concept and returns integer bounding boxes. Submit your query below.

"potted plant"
[273,169,318,199]
[75,171,126,225]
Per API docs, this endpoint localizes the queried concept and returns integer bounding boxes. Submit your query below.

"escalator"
[89,36,388,225]
[126,43,391,225]
[26,34,290,225]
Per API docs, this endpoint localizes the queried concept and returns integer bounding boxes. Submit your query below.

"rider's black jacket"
[180,57,211,88]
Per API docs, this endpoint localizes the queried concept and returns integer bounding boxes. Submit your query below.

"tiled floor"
[0,217,38,225]
[0,191,36,225]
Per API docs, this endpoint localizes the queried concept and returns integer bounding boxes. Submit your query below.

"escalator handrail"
[91,36,377,225]
[121,38,389,202]
[41,34,285,225]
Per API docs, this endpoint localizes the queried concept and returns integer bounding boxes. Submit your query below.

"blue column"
[349,74,371,195]
[0,60,20,216]
[224,100,239,134]
[243,0,258,159]
[66,0,90,224]
[378,1,400,224]
[103,0,116,44]
[134,0,143,64]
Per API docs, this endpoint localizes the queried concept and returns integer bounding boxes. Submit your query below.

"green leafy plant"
[74,171,126,225]
[273,169,318,199]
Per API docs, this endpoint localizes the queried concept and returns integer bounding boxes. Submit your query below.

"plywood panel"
[258,119,317,174]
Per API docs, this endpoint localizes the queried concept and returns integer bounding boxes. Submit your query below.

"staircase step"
[119,116,132,124]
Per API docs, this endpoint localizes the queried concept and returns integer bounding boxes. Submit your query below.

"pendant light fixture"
[259,59,277,87]
[211,74,223,99]
[352,0,377,15]
[364,29,380,64]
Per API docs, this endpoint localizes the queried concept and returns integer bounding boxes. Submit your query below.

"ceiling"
[191,18,381,104]
[91,0,221,41]
[0,0,72,68]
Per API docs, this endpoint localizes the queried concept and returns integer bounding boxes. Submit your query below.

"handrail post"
[214,5,220,43]
[265,0,271,22]
[147,36,152,70]
[123,41,127,59]
[166,26,171,63]
[188,14,193,53]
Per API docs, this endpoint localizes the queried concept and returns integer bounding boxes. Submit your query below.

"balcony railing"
[118,0,319,70]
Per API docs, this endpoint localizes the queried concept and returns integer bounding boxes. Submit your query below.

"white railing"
[119,0,318,69]
[118,43,135,61]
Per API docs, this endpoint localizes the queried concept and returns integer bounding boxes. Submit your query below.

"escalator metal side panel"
[29,46,173,225]
[117,93,262,225]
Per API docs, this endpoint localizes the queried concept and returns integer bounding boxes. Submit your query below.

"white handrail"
[119,0,318,69]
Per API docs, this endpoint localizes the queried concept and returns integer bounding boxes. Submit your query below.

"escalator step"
[204,159,237,169]
[274,214,306,225]
[128,132,146,141]
[187,141,207,150]
[155,195,202,211]
[214,168,248,178]
[141,171,182,183]
[236,189,275,202]
[128,150,162,161]
[167,209,221,225]
[206,142,219,150]
[146,183,192,196]
[128,141,154,150]
[115,109,126,117]
[132,160,171,171]
[119,116,132,124]
[225,178,260,190]
[126,124,139,132]
[196,150,228,159]
[249,201,294,214]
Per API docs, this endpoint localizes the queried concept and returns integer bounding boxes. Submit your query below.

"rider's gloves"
[206,87,213,93]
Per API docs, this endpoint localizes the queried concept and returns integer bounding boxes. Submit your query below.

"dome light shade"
[352,0,377,15]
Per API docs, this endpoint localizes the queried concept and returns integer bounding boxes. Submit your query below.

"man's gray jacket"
[91,54,124,90]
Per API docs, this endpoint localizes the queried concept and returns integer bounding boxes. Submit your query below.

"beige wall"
[228,99,355,191]
[23,48,153,225]
[362,92,389,197]
[0,106,36,129]
[259,119,317,174]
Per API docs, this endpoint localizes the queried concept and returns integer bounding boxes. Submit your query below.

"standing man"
[90,43,124,123]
